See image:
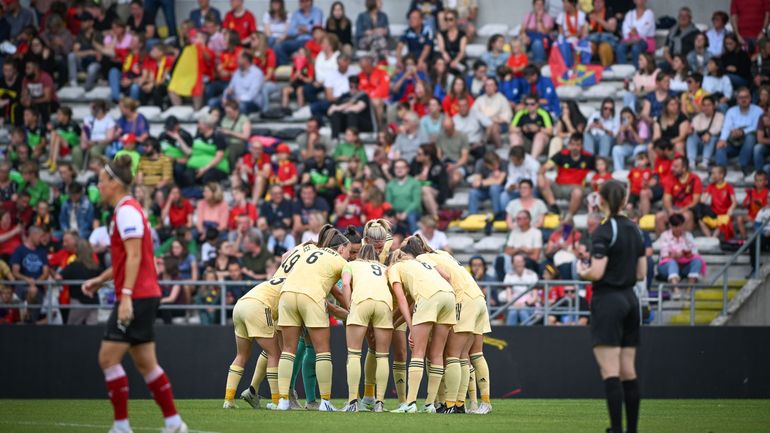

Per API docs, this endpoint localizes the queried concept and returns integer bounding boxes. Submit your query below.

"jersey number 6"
[306,251,323,264]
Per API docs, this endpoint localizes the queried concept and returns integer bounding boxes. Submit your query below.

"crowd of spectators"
[1,0,770,326]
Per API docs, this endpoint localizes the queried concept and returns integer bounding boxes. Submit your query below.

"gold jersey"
[418,251,485,301]
[240,276,286,312]
[387,258,454,303]
[280,246,348,302]
[273,243,317,280]
[343,260,392,309]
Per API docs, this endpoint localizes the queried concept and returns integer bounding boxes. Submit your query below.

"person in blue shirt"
[59,183,95,239]
[390,55,428,103]
[10,225,49,322]
[513,64,561,118]
[718,87,764,176]
[396,9,434,72]
[275,0,324,65]
[189,0,221,29]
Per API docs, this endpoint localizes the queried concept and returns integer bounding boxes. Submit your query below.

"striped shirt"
[137,155,172,187]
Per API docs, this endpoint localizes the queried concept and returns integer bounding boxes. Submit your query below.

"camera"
[352,187,362,194]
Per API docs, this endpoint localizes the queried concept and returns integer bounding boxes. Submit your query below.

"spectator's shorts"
[103,297,160,346]
[347,299,393,329]
[590,288,640,347]
[552,183,586,201]
[413,291,457,326]
[277,291,328,328]
[233,298,276,339]
[454,294,491,335]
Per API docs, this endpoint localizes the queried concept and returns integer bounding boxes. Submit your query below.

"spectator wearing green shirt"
[113,133,141,175]
[333,126,369,163]
[18,161,50,207]
[509,95,553,159]
[385,158,423,233]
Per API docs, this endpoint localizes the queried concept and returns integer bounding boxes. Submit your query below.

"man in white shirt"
[502,254,539,325]
[502,145,541,205]
[472,78,513,148]
[583,98,619,157]
[222,51,264,113]
[503,209,542,272]
[310,54,352,118]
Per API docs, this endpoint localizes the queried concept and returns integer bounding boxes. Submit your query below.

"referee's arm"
[576,224,611,282]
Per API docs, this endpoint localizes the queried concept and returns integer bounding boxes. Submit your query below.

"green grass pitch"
[1,399,769,433]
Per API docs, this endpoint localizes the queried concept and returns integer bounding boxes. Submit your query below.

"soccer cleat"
[266,403,276,410]
[423,404,437,413]
[318,399,337,412]
[240,388,260,409]
[455,405,466,414]
[467,401,479,413]
[108,425,133,433]
[289,389,302,409]
[474,402,492,414]
[222,400,238,409]
[435,403,447,413]
[161,422,188,433]
[391,402,418,413]
[373,401,385,413]
[360,396,376,410]
[343,400,359,412]
[305,401,320,411]
[276,398,291,411]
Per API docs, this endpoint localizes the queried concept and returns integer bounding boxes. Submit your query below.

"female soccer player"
[388,247,456,414]
[406,235,493,414]
[577,180,646,433]
[340,244,393,413]
[82,155,187,433]
[276,229,352,411]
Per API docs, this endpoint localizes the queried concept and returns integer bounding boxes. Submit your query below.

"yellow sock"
[266,367,279,405]
[225,365,244,401]
[437,376,447,405]
[316,352,333,401]
[468,366,478,404]
[363,349,377,399]
[425,363,444,407]
[471,352,490,404]
[375,352,390,402]
[458,359,470,407]
[250,351,268,391]
[443,357,461,408]
[346,348,362,403]
[406,358,424,404]
[393,361,407,403]
[278,352,296,399]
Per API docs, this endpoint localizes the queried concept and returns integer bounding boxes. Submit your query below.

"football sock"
[104,364,129,422]
[316,352,333,401]
[290,339,306,391]
[224,365,244,401]
[468,366,478,404]
[278,352,296,399]
[393,361,407,403]
[470,352,490,403]
[444,358,461,408]
[623,379,640,433]
[406,358,425,404]
[346,348,362,403]
[457,359,471,407]
[302,345,318,402]
[604,377,624,433]
[425,363,445,407]
[363,349,377,399]
[249,351,268,394]
[144,366,179,424]
[436,377,447,405]
[266,367,279,405]
[375,352,390,402]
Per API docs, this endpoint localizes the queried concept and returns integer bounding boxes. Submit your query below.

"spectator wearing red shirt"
[696,165,737,239]
[250,32,281,110]
[271,143,299,198]
[223,0,257,40]
[0,208,23,258]
[442,76,474,117]
[730,0,770,53]
[228,187,258,229]
[334,179,365,229]
[738,171,770,239]
[234,137,273,201]
[361,187,392,221]
[627,152,655,215]
[162,186,194,230]
[304,26,325,59]
[656,155,702,234]
[358,55,389,129]
[20,59,57,122]
[539,133,596,221]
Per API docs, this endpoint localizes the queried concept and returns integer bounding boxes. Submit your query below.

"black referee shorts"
[590,289,640,348]
[104,297,161,346]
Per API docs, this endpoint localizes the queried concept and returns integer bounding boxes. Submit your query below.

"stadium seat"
[572,214,587,230]
[447,235,475,251]
[275,65,292,81]
[107,107,121,119]
[193,106,212,120]
[555,85,582,100]
[604,64,636,80]
[478,24,509,37]
[694,237,721,253]
[474,235,506,252]
[71,105,93,122]
[457,214,487,231]
[578,104,595,119]
[389,24,408,38]
[160,106,195,122]
[583,83,617,100]
[137,106,162,122]
[445,190,470,207]
[541,65,551,78]
[611,169,630,183]
[291,106,312,121]
[543,214,561,229]
[84,86,111,100]
[57,86,85,101]
[507,24,522,37]
[466,44,486,58]
[639,214,655,231]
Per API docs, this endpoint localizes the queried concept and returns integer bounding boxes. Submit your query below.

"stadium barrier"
[1,325,768,399]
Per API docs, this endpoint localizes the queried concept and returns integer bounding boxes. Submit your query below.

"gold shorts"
[277,292,329,328]
[233,299,275,339]
[395,322,407,332]
[413,291,457,326]
[347,299,393,329]
[454,295,491,335]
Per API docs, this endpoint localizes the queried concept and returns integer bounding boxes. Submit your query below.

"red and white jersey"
[109,196,161,299]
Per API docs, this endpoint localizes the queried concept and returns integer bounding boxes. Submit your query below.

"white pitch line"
[0,420,222,433]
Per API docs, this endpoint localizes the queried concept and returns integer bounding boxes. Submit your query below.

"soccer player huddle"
[223,219,493,414]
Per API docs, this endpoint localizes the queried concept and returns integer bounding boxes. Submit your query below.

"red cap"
[120,133,137,144]
[187,28,198,41]
[276,143,291,154]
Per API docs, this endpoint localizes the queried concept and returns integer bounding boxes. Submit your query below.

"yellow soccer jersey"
[418,251,485,300]
[240,276,286,313]
[281,246,348,302]
[387,259,454,303]
[343,260,392,309]
[273,243,317,279]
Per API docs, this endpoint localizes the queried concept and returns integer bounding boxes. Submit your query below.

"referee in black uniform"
[577,180,646,433]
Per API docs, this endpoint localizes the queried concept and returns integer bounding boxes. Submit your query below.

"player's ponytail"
[407,234,435,254]
[316,224,336,247]
[599,180,627,217]
[363,218,392,242]
[343,226,362,244]
[325,229,351,249]
[106,154,134,187]
[399,241,422,258]
[357,244,378,261]
[387,249,409,265]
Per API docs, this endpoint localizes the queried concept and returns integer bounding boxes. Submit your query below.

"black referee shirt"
[591,215,645,292]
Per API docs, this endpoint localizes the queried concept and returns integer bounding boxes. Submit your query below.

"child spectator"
[114,133,141,175]
[361,187,392,221]
[627,152,654,214]
[266,221,296,256]
[334,179,365,229]
[18,162,50,207]
[23,108,46,161]
[587,156,612,213]
[506,38,528,77]
[271,143,299,199]
[46,106,80,173]
[228,186,258,230]
[301,210,326,243]
[696,165,736,239]
[281,46,314,109]
[333,127,368,163]
[738,171,770,239]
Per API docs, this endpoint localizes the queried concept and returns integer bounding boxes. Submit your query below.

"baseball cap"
[276,143,291,154]
[78,11,95,21]
[120,133,137,144]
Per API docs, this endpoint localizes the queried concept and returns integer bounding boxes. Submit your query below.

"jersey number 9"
[371,264,383,276]
[282,254,301,273]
